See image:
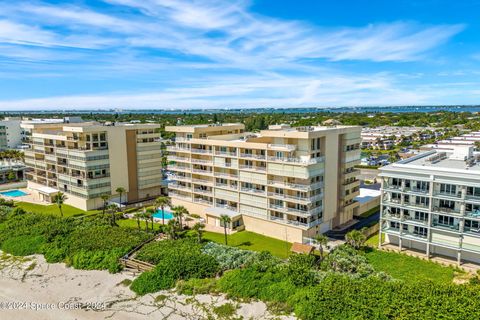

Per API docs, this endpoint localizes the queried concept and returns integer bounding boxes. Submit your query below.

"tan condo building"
[166,123,361,243]
[22,121,164,210]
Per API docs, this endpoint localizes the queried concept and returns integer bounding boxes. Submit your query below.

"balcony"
[215,204,238,212]
[193,188,213,195]
[192,178,213,185]
[268,180,322,191]
[214,172,238,179]
[193,198,213,205]
[268,156,323,165]
[433,191,462,199]
[433,206,460,215]
[465,210,480,219]
[191,148,212,154]
[192,168,213,175]
[267,143,296,152]
[215,150,237,157]
[383,184,403,191]
[168,165,191,172]
[215,182,238,190]
[239,165,266,172]
[191,158,213,164]
[240,153,266,160]
[404,187,429,194]
[241,187,265,194]
[267,192,315,204]
[169,183,190,191]
[167,145,190,152]
[169,191,191,200]
[169,155,190,162]
[431,221,460,232]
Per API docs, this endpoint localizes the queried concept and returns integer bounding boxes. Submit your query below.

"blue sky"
[0,0,479,110]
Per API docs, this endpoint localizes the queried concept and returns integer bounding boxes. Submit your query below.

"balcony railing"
[268,180,322,191]
[191,148,212,154]
[191,159,213,164]
[214,172,238,179]
[239,165,266,172]
[193,188,213,195]
[192,169,213,175]
[240,153,266,160]
[241,187,266,194]
[215,182,238,190]
[433,206,460,214]
[268,156,323,165]
[267,192,315,203]
[192,178,213,185]
[215,150,237,157]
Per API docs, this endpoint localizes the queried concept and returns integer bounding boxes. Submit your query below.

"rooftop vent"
[296,126,313,132]
[426,152,447,164]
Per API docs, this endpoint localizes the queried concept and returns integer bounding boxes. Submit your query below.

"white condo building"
[379,145,480,264]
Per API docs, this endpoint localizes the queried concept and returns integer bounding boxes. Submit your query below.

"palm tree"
[100,194,109,216]
[52,192,67,217]
[192,222,205,243]
[134,212,141,231]
[107,204,118,226]
[116,187,126,207]
[314,234,329,258]
[165,219,177,239]
[154,196,170,225]
[220,214,231,245]
[172,205,188,228]
[146,208,156,232]
[345,230,366,250]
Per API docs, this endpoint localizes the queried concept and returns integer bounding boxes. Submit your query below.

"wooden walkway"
[119,233,167,272]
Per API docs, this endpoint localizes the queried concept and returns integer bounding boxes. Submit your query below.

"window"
[390,221,400,229]
[413,226,427,237]
[414,211,428,221]
[467,186,480,197]
[465,220,480,230]
[416,181,429,191]
[438,215,454,226]
[440,184,456,195]
[438,199,455,209]
[415,196,429,207]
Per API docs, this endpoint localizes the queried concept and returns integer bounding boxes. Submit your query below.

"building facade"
[379,146,480,264]
[166,123,361,243]
[22,121,164,210]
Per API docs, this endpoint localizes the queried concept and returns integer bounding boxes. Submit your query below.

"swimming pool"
[0,189,28,197]
[153,209,174,220]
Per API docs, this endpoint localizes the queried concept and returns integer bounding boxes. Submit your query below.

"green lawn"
[15,202,100,217]
[117,218,163,231]
[365,249,458,283]
[203,231,292,259]
[365,232,383,247]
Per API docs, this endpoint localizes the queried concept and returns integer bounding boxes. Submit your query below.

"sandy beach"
[0,252,295,320]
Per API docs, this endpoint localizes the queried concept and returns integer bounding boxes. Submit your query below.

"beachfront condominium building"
[379,145,480,265]
[165,123,361,243]
[22,121,164,210]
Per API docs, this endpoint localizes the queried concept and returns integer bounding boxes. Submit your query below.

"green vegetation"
[0,207,150,273]
[116,217,163,231]
[203,231,291,258]
[365,249,458,283]
[359,205,380,218]
[14,202,99,217]
[130,239,219,295]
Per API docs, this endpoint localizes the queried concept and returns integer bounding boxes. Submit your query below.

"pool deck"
[0,188,50,205]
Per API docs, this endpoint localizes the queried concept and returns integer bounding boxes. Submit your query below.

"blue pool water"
[153,209,174,220]
[0,190,28,197]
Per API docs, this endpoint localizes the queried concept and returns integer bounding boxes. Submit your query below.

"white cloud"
[0,0,470,109]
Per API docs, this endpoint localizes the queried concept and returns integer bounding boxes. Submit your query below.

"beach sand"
[0,252,295,319]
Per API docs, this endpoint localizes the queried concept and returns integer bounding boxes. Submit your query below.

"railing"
[215,182,238,190]
[268,180,322,191]
[241,187,266,194]
[215,151,237,157]
[267,143,296,151]
[215,204,238,212]
[193,198,212,205]
[214,172,238,179]
[192,169,213,174]
[433,206,460,214]
[192,178,213,185]
[168,165,191,171]
[193,188,213,195]
[191,158,213,164]
[431,221,460,232]
[433,191,462,198]
[191,148,212,154]
[240,153,266,160]
[169,156,190,162]
[268,156,323,165]
[267,192,313,203]
[169,183,190,190]
[239,165,266,172]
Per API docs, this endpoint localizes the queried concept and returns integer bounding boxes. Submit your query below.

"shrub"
[130,249,219,295]
[1,235,45,256]
[202,242,256,270]
[176,278,218,295]
[136,239,201,265]
[321,245,381,278]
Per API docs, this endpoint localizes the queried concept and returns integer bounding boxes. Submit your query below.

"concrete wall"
[242,215,304,243]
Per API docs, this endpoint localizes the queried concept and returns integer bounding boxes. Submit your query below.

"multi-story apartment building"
[379,145,480,264]
[22,121,164,210]
[165,123,361,243]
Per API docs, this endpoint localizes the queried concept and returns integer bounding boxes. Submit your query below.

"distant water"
[4,105,480,114]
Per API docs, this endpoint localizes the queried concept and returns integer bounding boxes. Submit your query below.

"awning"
[36,186,59,195]
[205,207,242,219]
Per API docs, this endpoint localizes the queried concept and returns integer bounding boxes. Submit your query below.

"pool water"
[0,190,28,197]
[153,209,174,220]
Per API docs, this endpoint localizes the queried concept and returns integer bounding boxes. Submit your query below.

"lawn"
[365,232,383,247]
[365,249,458,283]
[15,202,100,217]
[203,231,292,259]
[117,218,163,231]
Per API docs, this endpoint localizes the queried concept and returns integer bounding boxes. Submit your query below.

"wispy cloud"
[0,0,469,109]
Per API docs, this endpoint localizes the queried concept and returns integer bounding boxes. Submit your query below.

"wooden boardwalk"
[119,233,166,272]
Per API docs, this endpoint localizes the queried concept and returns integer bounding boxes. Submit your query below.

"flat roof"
[355,188,381,204]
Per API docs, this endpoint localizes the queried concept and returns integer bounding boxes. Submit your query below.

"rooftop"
[383,145,480,174]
